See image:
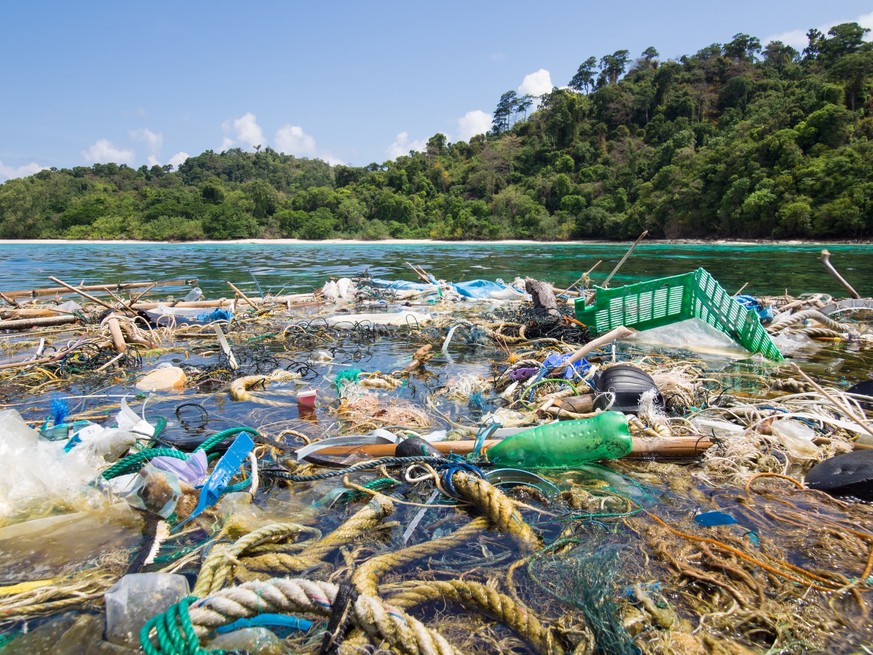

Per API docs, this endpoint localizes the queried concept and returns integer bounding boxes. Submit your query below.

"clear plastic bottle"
[485,411,632,469]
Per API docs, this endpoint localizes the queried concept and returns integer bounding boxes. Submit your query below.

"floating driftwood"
[0,278,197,300]
[0,315,81,331]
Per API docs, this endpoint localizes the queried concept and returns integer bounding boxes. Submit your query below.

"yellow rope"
[242,495,394,575]
[193,522,321,597]
[450,471,541,552]
[352,517,489,596]
[387,579,561,655]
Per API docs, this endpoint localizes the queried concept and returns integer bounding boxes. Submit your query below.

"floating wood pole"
[226,281,259,311]
[602,230,648,289]
[0,315,81,331]
[48,276,120,311]
[132,299,234,310]
[0,291,20,307]
[311,435,713,460]
[819,250,861,299]
[0,342,82,370]
[1,278,197,300]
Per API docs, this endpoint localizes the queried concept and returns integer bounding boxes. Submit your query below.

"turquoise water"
[0,241,869,299]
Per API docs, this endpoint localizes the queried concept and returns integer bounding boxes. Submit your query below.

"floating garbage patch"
[1,266,873,654]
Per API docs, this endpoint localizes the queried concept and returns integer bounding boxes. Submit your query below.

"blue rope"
[438,461,487,499]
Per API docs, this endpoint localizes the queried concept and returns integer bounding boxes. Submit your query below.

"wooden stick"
[48,276,117,311]
[602,230,648,288]
[128,284,156,306]
[311,435,713,459]
[567,325,634,365]
[563,261,603,295]
[0,291,20,308]
[733,282,749,296]
[0,342,82,370]
[132,299,233,310]
[100,287,138,315]
[819,250,860,299]
[2,278,197,300]
[790,363,873,444]
[226,281,258,311]
[0,315,80,330]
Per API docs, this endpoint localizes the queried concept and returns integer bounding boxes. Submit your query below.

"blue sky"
[1,1,871,182]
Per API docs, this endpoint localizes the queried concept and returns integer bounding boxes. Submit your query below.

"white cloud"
[222,112,265,150]
[147,156,161,167]
[457,110,492,141]
[220,136,235,151]
[319,152,345,166]
[386,131,426,159]
[130,128,163,154]
[0,161,46,182]
[168,152,189,169]
[765,11,873,48]
[81,139,134,164]
[275,124,317,156]
[519,69,553,97]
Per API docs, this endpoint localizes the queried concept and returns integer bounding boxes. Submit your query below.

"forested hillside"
[2,24,872,241]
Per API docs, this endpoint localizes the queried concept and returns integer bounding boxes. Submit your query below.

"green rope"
[102,448,188,480]
[195,426,260,453]
[102,426,259,480]
[141,596,225,655]
[335,368,361,395]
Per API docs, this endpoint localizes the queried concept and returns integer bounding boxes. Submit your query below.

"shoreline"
[0,238,869,246]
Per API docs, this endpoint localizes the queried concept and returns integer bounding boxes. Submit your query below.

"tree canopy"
[2,23,872,241]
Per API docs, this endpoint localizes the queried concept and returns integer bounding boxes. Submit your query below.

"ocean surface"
[0,240,869,299]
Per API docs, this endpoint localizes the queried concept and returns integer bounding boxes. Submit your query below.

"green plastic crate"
[574,268,783,361]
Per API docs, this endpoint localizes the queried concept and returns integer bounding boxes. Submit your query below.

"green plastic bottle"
[485,411,632,469]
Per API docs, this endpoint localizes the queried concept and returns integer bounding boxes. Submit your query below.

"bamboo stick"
[0,315,81,330]
[0,342,81,369]
[310,435,713,459]
[226,281,258,311]
[1,278,197,299]
[131,299,234,310]
[48,276,117,311]
[602,230,648,288]
[819,250,861,299]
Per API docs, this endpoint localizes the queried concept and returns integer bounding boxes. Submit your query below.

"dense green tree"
[569,57,598,93]
[2,23,872,243]
[599,50,631,85]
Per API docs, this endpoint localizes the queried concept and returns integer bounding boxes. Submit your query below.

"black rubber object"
[592,364,663,414]
[396,435,442,458]
[805,449,873,501]
[847,380,873,412]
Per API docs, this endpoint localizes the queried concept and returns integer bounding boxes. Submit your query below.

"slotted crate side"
[691,269,783,361]
[575,268,784,361]
[575,271,696,332]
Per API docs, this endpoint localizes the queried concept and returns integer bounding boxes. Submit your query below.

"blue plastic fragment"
[215,613,313,636]
[51,395,70,425]
[172,433,254,531]
[694,511,738,527]
[194,308,233,323]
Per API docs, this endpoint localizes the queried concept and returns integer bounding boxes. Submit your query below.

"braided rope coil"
[183,578,460,655]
